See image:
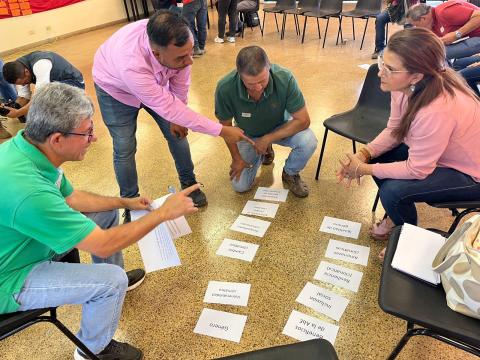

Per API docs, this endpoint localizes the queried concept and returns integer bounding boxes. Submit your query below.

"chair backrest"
[319,0,343,12]
[297,0,321,11]
[355,0,382,12]
[356,63,390,114]
[275,0,297,7]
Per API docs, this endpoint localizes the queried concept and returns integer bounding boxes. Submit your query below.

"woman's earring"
[410,84,416,93]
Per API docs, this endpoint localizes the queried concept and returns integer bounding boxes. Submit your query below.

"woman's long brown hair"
[387,28,477,141]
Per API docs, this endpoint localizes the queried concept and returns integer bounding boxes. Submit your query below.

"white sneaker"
[214,37,224,43]
[226,36,236,43]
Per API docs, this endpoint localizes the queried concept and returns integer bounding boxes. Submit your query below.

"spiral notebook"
[391,224,446,285]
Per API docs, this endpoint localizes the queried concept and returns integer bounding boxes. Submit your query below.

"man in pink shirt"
[406,1,480,59]
[93,10,251,218]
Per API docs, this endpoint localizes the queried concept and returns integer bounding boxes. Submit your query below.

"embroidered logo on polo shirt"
[440,26,445,34]
[242,112,252,118]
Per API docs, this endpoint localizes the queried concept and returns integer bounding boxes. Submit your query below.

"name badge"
[241,112,251,118]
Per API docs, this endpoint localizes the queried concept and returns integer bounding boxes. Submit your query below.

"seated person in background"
[452,54,480,96]
[2,51,84,121]
[336,28,480,258]
[0,58,17,139]
[0,83,199,360]
[215,46,318,197]
[406,2,480,60]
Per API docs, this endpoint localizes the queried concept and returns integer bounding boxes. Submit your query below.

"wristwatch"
[455,30,463,39]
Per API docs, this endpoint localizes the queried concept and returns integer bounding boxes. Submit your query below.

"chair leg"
[336,16,342,45]
[274,13,279,33]
[322,17,330,48]
[372,190,380,213]
[316,18,321,39]
[257,12,263,35]
[281,13,287,39]
[207,11,210,29]
[123,0,131,22]
[385,22,389,45]
[262,12,266,35]
[352,140,356,153]
[301,16,308,43]
[351,17,355,40]
[360,17,369,50]
[295,14,300,35]
[315,129,329,180]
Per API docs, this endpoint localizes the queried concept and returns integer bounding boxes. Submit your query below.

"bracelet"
[358,148,372,162]
[354,163,361,178]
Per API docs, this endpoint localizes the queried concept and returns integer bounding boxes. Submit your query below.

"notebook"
[391,223,446,285]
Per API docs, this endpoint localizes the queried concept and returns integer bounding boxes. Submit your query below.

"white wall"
[0,0,128,54]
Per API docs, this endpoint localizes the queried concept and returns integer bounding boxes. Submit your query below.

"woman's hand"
[336,153,366,187]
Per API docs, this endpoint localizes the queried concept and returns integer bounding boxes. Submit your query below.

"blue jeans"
[95,83,196,198]
[372,144,480,226]
[0,59,17,102]
[13,209,128,354]
[374,10,391,52]
[446,37,480,60]
[182,0,208,50]
[453,55,480,96]
[232,128,317,192]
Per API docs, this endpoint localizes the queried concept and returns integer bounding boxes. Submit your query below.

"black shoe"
[262,144,275,165]
[122,209,131,224]
[126,269,145,291]
[75,339,143,360]
[181,181,207,207]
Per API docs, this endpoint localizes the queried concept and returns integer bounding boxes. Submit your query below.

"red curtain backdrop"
[0,0,84,19]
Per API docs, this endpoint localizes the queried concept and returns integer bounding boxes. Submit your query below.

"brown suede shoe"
[262,144,275,165]
[282,169,309,197]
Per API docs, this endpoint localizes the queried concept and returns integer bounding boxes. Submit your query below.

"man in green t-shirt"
[215,46,318,197]
[0,83,199,360]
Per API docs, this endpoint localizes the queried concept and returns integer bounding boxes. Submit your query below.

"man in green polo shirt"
[215,46,318,197]
[0,83,199,360]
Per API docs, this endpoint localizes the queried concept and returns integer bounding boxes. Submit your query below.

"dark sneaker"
[74,339,143,360]
[282,169,309,198]
[122,209,131,224]
[181,181,207,207]
[371,49,381,60]
[193,46,203,58]
[262,144,275,165]
[126,269,145,291]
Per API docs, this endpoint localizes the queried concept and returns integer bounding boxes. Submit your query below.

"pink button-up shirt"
[367,90,480,181]
[92,20,222,136]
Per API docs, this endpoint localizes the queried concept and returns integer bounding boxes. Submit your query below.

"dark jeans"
[217,0,237,38]
[453,55,480,96]
[0,59,17,102]
[372,144,480,226]
[374,10,391,52]
[94,83,196,198]
[182,0,208,50]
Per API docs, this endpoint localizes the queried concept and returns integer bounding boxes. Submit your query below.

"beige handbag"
[432,214,480,319]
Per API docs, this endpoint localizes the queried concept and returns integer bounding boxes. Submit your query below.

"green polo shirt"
[215,64,305,137]
[0,130,96,314]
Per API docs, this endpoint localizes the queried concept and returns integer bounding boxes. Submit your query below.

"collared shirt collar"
[237,69,274,102]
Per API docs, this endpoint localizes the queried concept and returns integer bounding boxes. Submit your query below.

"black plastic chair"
[315,63,390,180]
[378,226,480,360]
[427,201,480,235]
[336,0,382,49]
[281,0,321,40]
[262,0,297,35]
[215,338,339,359]
[0,249,99,359]
[300,0,343,47]
[240,0,263,37]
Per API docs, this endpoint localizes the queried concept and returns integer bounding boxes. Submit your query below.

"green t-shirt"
[214,64,305,137]
[0,130,96,314]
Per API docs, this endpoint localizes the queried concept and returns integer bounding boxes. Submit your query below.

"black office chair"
[239,0,263,37]
[315,63,390,180]
[427,201,480,235]
[0,249,99,360]
[281,0,321,40]
[378,226,480,359]
[336,0,382,49]
[262,0,297,35]
[300,0,343,47]
[215,338,339,359]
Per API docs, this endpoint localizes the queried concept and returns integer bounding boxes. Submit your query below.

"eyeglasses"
[377,55,410,77]
[65,126,95,143]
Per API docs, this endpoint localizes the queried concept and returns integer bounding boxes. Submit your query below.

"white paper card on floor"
[254,187,289,202]
[216,238,259,262]
[193,308,247,343]
[314,261,364,292]
[282,310,339,344]
[296,282,350,322]
[320,216,362,239]
[152,194,192,239]
[325,239,370,266]
[230,215,271,238]
[358,64,371,70]
[241,200,279,219]
[203,281,251,307]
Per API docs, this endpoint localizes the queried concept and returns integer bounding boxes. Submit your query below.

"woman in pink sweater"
[337,28,480,245]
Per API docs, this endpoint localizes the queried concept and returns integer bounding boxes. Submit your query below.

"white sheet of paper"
[296,282,350,322]
[241,200,279,219]
[314,261,364,292]
[152,195,192,239]
[216,238,259,262]
[358,64,371,70]
[193,308,247,343]
[203,281,251,306]
[254,187,289,202]
[230,215,271,238]
[320,216,361,239]
[325,239,370,266]
[282,310,339,344]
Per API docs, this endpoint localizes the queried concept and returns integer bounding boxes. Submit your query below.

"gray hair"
[406,4,432,22]
[236,46,270,76]
[25,83,94,143]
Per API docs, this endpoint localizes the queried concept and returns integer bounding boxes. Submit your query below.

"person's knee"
[296,129,318,155]
[379,181,401,207]
[231,177,253,193]
[103,264,128,294]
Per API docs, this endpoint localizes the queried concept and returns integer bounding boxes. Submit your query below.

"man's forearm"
[459,13,480,36]
[265,118,309,143]
[15,97,29,106]
[66,190,125,213]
